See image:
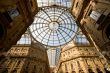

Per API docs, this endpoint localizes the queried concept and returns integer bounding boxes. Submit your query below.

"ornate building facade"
[72,0,110,63]
[0,0,38,51]
[0,0,110,73]
[0,43,50,73]
[55,42,106,73]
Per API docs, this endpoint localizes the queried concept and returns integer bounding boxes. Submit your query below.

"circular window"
[29,6,78,47]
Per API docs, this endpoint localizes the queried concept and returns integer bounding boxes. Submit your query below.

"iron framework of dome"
[29,6,78,47]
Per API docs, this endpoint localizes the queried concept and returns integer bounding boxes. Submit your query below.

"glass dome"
[29,6,78,47]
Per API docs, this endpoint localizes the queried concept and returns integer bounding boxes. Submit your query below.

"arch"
[88,69,94,73]
[105,24,110,40]
[79,70,84,73]
[11,70,17,73]
[72,71,76,73]
[103,22,110,42]
[65,64,68,72]
[24,65,29,73]
[71,63,73,70]
[96,68,102,73]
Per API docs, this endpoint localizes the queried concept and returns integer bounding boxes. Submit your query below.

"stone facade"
[0,43,50,73]
[0,0,38,51]
[55,43,107,73]
[72,0,110,65]
[0,0,110,73]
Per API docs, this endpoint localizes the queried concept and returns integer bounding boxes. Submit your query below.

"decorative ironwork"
[29,6,78,47]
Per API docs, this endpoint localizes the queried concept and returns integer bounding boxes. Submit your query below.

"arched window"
[88,69,94,73]
[71,66,76,73]
[96,68,102,73]
[79,70,84,73]
[24,65,29,73]
[65,64,68,72]
[11,70,17,73]
[72,71,76,73]
[32,65,36,73]
[71,64,73,70]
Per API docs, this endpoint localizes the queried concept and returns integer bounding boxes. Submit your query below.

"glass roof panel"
[47,48,61,66]
[17,32,31,45]
[29,6,78,47]
[74,29,90,45]
[37,0,72,8]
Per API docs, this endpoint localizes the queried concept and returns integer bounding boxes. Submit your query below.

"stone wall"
[0,0,38,51]
[55,43,106,73]
[72,0,110,65]
[0,44,50,73]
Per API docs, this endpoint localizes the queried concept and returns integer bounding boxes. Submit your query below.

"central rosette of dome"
[49,22,59,31]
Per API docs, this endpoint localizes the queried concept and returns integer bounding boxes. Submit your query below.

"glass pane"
[17,33,31,45]
[37,0,72,8]
[29,6,78,47]
[74,29,90,45]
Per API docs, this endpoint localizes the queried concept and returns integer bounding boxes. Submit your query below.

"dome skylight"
[29,6,78,47]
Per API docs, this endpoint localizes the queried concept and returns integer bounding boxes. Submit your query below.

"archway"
[79,70,84,73]
[88,69,94,73]
[105,24,110,40]
[72,71,76,73]
[11,70,17,73]
[96,68,102,73]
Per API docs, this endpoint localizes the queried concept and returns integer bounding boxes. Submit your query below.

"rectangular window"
[2,8,20,24]
[88,9,92,16]
[90,11,101,21]
[8,8,19,19]
[3,11,12,23]
[96,14,106,24]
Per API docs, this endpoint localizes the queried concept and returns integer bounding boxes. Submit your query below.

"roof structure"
[29,6,78,47]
